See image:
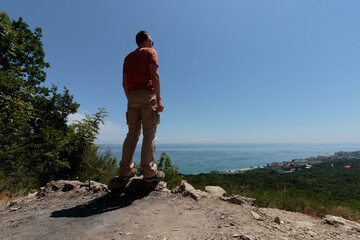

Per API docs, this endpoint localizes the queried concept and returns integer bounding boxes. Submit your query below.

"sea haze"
[98,143,360,174]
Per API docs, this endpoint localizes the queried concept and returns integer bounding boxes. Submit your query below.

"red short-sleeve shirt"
[123,47,158,93]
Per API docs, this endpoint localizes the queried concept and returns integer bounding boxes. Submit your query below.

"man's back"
[123,47,158,93]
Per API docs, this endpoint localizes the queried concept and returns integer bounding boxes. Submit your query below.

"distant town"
[211,150,360,174]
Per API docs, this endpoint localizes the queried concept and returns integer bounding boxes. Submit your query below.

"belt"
[133,87,146,91]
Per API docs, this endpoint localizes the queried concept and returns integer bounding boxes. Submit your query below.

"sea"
[97,143,360,175]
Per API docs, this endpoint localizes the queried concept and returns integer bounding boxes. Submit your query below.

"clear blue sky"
[3,0,360,144]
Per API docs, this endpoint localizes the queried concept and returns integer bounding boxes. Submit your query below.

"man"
[118,31,165,182]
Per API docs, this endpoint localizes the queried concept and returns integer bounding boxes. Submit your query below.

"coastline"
[211,150,360,174]
[99,143,360,174]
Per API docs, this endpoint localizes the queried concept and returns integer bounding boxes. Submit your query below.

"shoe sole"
[119,175,135,181]
[119,170,137,181]
[143,177,164,183]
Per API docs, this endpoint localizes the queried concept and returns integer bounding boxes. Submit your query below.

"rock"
[274,216,281,224]
[108,176,168,193]
[308,230,317,237]
[108,176,128,191]
[240,234,252,240]
[121,177,164,193]
[171,180,210,201]
[250,211,264,221]
[205,186,227,197]
[62,183,75,192]
[36,180,108,198]
[323,215,346,226]
[220,195,256,206]
[154,181,168,192]
[323,215,360,232]
[88,181,108,193]
[233,233,251,239]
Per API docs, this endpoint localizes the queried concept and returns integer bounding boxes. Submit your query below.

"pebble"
[308,230,317,237]
[250,211,263,221]
[240,234,251,240]
[274,216,281,224]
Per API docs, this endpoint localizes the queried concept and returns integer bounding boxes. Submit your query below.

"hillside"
[1,178,360,240]
[184,158,360,222]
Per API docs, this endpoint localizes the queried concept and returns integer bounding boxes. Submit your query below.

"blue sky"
[3,0,360,144]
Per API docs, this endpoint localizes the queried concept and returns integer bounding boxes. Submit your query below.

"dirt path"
[1,180,360,240]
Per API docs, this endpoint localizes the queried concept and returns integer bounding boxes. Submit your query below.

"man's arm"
[122,73,129,100]
[149,63,164,112]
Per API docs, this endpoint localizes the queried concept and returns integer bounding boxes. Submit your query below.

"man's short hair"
[136,31,150,46]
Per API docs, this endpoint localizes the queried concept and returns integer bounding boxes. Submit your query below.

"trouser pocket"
[126,109,141,128]
[142,108,160,128]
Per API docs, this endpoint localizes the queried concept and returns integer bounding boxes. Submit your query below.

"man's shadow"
[50,179,159,218]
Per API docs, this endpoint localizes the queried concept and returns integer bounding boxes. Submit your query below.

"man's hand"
[157,99,164,112]
[150,63,163,112]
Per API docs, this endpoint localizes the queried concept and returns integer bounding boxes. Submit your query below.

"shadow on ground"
[50,179,159,218]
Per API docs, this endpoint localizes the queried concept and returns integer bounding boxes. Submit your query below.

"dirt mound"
[0,179,359,239]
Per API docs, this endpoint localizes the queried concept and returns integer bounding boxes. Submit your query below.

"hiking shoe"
[143,171,165,182]
[119,168,137,181]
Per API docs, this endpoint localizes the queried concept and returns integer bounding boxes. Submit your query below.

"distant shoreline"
[97,143,360,175]
[210,150,360,174]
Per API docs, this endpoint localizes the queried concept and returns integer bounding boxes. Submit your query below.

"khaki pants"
[119,90,160,178]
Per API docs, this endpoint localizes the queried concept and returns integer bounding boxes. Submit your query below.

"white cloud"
[67,112,86,124]
[95,121,127,144]
[67,113,127,144]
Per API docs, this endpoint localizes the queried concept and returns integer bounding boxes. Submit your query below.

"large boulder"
[171,180,210,201]
[220,195,256,206]
[323,215,360,232]
[205,186,227,197]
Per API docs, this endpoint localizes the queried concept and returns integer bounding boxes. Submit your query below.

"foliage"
[77,145,117,184]
[0,11,118,195]
[133,152,183,189]
[157,152,183,189]
[0,11,49,85]
[64,108,114,182]
[184,158,360,222]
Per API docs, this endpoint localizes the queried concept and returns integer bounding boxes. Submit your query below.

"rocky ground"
[0,177,360,240]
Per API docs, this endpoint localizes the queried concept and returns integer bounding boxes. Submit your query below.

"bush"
[78,145,117,184]
[157,152,183,189]
[133,152,183,189]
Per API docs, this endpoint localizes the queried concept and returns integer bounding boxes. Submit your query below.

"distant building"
[293,159,309,166]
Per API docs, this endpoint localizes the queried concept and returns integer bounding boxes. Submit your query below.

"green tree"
[0,11,49,86]
[0,71,34,189]
[0,11,117,193]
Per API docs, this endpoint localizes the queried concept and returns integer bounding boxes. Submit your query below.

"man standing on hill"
[118,31,165,182]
